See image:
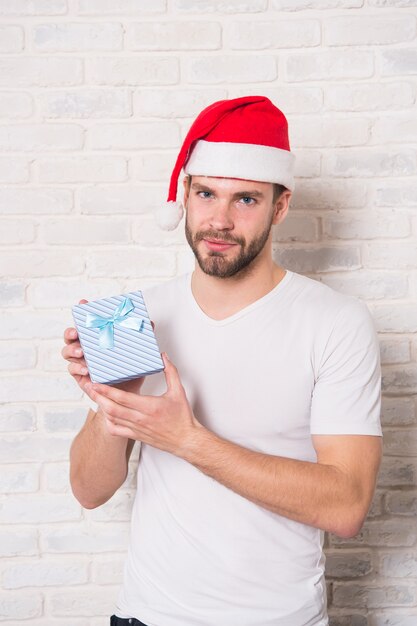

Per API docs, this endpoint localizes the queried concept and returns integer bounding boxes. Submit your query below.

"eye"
[196,191,213,199]
[239,197,256,205]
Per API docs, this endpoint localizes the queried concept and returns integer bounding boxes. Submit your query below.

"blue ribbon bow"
[85,297,144,350]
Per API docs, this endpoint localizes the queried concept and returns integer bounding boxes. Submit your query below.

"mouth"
[203,238,238,251]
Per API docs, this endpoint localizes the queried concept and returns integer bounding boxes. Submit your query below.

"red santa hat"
[157,95,295,231]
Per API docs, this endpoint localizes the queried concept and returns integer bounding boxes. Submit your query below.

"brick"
[28,277,121,308]
[88,121,180,150]
[325,550,372,578]
[272,215,319,242]
[0,0,67,15]
[37,157,127,183]
[44,462,71,492]
[0,91,33,118]
[378,457,417,487]
[365,242,417,269]
[370,0,417,4]
[132,216,187,246]
[323,210,410,239]
[41,217,130,245]
[132,152,177,181]
[51,588,116,616]
[383,429,417,456]
[86,247,176,277]
[1,619,90,626]
[77,0,166,13]
[291,117,369,148]
[134,88,227,118]
[0,406,36,433]
[330,519,417,547]
[174,246,195,274]
[225,86,323,114]
[0,464,39,493]
[320,271,408,300]
[0,434,72,463]
[0,530,38,557]
[324,15,415,45]
[0,343,36,371]
[0,57,83,87]
[372,614,417,626]
[381,396,415,426]
[386,490,417,515]
[33,22,123,51]
[173,0,267,11]
[226,19,320,49]
[0,188,73,214]
[325,82,414,111]
[39,88,131,119]
[272,0,363,7]
[380,338,411,364]
[381,48,417,76]
[373,113,417,144]
[39,339,71,373]
[0,219,35,244]
[273,245,360,273]
[333,583,416,608]
[323,148,416,177]
[328,615,368,626]
[293,150,321,178]
[79,184,163,214]
[3,561,88,589]
[0,251,84,278]
[87,56,179,86]
[371,300,417,330]
[376,182,417,207]
[0,123,83,151]
[367,490,384,518]
[292,180,368,210]
[0,157,29,183]
[185,55,277,83]
[0,25,24,52]
[0,375,82,403]
[286,50,373,81]
[0,593,42,620]
[382,365,417,393]
[127,21,221,50]
[0,494,81,523]
[42,526,129,553]
[379,552,417,577]
[92,558,125,584]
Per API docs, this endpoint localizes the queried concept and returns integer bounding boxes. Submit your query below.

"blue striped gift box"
[72,291,164,384]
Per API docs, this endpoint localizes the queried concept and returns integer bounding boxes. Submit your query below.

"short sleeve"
[310,298,382,436]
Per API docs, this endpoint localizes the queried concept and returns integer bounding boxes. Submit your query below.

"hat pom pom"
[156,201,184,231]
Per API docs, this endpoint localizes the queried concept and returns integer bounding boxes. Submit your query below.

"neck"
[190,252,286,321]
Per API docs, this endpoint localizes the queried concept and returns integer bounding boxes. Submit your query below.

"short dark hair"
[185,175,287,204]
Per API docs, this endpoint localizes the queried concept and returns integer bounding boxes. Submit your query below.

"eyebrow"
[190,182,265,199]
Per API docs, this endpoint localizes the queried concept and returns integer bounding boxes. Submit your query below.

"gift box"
[72,291,164,385]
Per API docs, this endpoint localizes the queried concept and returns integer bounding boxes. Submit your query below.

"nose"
[208,201,234,231]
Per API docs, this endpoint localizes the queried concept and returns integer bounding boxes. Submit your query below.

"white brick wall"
[0,1,416,624]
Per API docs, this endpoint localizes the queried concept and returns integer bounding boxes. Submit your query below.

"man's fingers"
[86,382,140,411]
[64,327,78,344]
[68,361,89,377]
[61,341,83,360]
[162,353,182,394]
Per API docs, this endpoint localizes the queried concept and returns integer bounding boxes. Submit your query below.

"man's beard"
[185,213,274,279]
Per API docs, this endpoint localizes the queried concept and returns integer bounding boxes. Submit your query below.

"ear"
[272,190,292,226]
[182,175,190,209]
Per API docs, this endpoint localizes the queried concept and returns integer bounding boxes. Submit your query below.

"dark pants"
[110,616,149,626]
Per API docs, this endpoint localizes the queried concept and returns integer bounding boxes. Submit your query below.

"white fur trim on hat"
[184,140,295,191]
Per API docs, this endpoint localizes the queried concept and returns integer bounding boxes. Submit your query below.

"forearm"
[70,408,133,509]
[183,427,365,538]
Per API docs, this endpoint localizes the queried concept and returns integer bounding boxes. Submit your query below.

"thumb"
[162,352,182,395]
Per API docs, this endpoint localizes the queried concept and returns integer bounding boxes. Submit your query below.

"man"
[63,96,382,626]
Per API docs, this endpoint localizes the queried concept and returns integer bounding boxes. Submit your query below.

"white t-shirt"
[110,269,382,626]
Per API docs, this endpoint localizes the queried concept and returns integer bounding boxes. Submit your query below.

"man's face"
[184,176,280,279]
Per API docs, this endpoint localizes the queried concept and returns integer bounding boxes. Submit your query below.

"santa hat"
[156,95,295,231]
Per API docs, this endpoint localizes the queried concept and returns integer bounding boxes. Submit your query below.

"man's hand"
[84,353,204,457]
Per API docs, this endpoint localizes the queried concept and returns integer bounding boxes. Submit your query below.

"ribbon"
[85,297,144,350]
